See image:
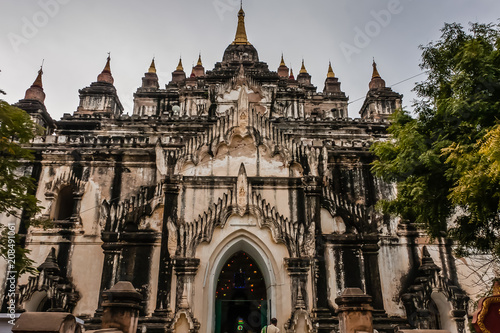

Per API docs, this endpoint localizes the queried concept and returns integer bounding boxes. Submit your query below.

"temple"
[1,5,479,333]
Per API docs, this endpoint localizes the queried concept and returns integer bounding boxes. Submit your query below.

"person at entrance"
[261,318,279,333]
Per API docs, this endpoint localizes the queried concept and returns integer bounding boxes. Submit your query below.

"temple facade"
[1,5,478,333]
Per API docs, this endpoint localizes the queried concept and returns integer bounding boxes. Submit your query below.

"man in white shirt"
[261,318,279,333]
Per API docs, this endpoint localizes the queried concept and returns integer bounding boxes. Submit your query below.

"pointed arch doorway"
[215,251,267,333]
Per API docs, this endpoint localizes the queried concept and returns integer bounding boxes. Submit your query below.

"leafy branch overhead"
[371,22,500,258]
[0,98,43,275]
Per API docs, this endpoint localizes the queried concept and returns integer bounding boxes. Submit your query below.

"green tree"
[0,94,42,275]
[371,22,500,258]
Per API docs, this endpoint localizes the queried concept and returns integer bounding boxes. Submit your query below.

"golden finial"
[289,68,295,80]
[148,57,156,73]
[372,59,381,79]
[232,1,250,45]
[300,59,307,74]
[327,61,335,78]
[279,53,286,67]
[176,57,184,71]
[197,53,203,66]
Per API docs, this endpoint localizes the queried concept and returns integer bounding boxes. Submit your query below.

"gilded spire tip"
[148,57,156,73]
[279,53,286,67]
[232,0,250,45]
[176,57,184,71]
[197,53,203,66]
[300,59,307,74]
[327,61,335,78]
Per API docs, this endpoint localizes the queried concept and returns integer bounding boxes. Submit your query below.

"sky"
[1,0,499,120]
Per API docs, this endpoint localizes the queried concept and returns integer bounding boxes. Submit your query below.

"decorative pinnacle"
[197,53,203,66]
[232,1,250,45]
[103,53,111,73]
[32,62,44,88]
[176,57,184,71]
[24,61,46,102]
[97,53,114,84]
[372,59,381,79]
[327,61,335,78]
[289,68,295,80]
[148,57,156,73]
[299,59,307,74]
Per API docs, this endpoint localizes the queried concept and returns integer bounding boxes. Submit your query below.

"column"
[361,235,384,312]
[285,258,311,310]
[302,176,332,333]
[153,178,180,317]
[173,257,200,311]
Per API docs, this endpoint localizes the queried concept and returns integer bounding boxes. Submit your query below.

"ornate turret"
[323,62,343,94]
[277,54,289,78]
[222,3,259,64]
[14,64,55,133]
[297,59,312,87]
[74,54,123,117]
[320,61,348,118]
[171,57,186,84]
[360,60,402,120]
[133,59,162,116]
[140,58,159,89]
[193,53,205,77]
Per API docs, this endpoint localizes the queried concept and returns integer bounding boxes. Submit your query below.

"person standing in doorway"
[261,318,279,333]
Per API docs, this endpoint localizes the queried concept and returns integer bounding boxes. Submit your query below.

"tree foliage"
[0,96,42,275]
[371,22,500,258]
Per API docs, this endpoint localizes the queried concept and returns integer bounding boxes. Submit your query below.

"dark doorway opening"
[215,251,267,333]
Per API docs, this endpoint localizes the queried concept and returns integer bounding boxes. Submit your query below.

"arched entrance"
[215,251,267,333]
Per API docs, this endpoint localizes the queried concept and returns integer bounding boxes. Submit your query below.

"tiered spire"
[232,2,250,45]
[24,64,45,103]
[289,68,295,81]
[280,54,286,67]
[97,54,114,84]
[197,53,203,66]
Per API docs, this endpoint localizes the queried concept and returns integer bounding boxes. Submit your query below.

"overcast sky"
[1,0,499,120]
